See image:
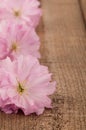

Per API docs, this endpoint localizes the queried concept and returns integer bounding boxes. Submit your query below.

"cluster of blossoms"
[0,0,56,115]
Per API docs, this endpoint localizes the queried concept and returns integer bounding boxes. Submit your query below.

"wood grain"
[0,0,86,130]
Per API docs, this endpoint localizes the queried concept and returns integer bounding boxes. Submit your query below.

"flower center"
[11,43,17,51]
[14,10,21,17]
[17,82,25,94]
[11,42,19,52]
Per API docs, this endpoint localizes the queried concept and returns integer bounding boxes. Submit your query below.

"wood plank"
[0,0,86,130]
[39,0,86,130]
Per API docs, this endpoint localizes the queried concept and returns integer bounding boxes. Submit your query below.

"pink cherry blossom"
[0,24,40,60]
[0,0,42,27]
[0,55,56,115]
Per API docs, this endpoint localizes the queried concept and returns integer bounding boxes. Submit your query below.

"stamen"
[17,82,25,94]
[14,10,21,17]
[11,43,17,51]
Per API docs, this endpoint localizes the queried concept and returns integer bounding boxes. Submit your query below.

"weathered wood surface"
[0,0,86,130]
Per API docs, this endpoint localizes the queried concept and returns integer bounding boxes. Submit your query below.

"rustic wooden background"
[0,0,86,130]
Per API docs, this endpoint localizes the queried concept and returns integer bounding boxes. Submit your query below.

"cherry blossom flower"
[0,0,42,27]
[0,24,40,60]
[0,55,56,115]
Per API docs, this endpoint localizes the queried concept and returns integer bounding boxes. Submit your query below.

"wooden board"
[0,0,86,130]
